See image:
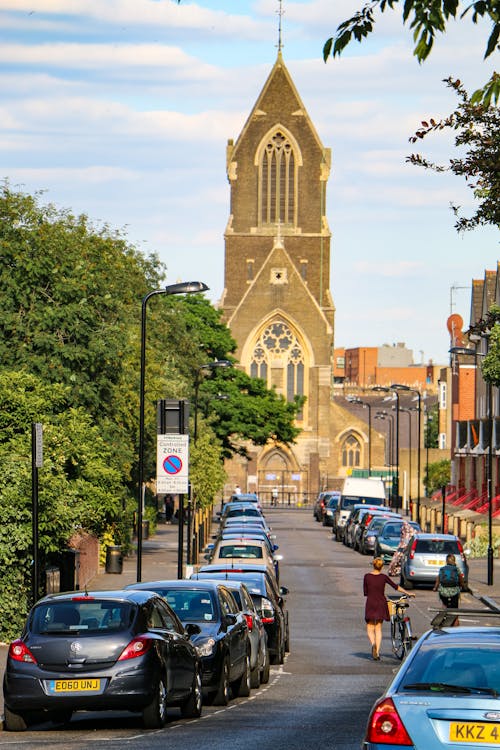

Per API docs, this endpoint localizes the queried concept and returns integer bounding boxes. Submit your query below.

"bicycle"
[387,595,413,660]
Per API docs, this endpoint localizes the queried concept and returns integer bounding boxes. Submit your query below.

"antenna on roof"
[277,0,284,53]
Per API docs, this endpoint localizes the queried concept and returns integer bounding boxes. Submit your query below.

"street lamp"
[392,384,422,521]
[375,410,394,481]
[346,396,372,475]
[137,281,208,582]
[399,407,414,515]
[373,387,400,508]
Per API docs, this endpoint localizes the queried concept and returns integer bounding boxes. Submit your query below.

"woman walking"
[387,519,414,576]
[364,556,415,660]
[433,553,465,610]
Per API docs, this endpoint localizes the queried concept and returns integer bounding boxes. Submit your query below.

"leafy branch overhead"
[406,76,500,232]
[323,0,500,104]
[324,0,499,61]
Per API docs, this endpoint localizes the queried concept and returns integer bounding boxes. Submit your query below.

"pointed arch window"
[259,131,296,226]
[250,320,305,418]
[341,434,361,468]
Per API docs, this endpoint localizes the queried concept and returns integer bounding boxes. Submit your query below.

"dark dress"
[364,572,399,623]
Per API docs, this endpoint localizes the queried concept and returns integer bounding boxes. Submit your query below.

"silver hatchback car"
[399,532,469,589]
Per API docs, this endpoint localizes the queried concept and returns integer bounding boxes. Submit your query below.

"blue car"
[363,622,500,749]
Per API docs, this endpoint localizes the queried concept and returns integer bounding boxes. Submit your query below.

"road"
[0,509,449,749]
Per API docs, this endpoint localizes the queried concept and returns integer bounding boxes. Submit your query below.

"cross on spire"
[277,0,284,52]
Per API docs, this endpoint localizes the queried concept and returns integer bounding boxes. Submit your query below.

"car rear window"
[415,539,459,554]
[161,589,216,622]
[401,644,500,692]
[218,544,263,559]
[31,600,134,634]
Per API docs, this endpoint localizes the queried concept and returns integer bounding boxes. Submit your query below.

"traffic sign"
[157,434,189,493]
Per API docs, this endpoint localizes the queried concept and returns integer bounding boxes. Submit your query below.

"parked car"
[212,530,279,557]
[208,538,281,582]
[191,579,269,688]
[193,566,289,665]
[322,493,341,526]
[352,509,400,552]
[363,622,500,749]
[126,580,251,706]
[222,517,271,534]
[399,532,469,589]
[313,492,328,522]
[227,493,262,511]
[220,505,266,525]
[372,519,421,560]
[343,505,393,549]
[2,589,203,731]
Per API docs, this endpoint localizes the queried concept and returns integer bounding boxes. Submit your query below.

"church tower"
[220,51,335,499]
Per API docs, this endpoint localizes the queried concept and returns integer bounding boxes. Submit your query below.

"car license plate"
[450,721,500,743]
[425,559,440,566]
[49,678,102,694]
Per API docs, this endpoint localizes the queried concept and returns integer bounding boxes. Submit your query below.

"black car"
[195,563,289,665]
[2,590,202,731]
[126,580,250,706]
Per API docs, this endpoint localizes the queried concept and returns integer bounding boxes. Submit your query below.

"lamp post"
[400,407,413,515]
[346,396,372,475]
[392,385,422,521]
[373,387,400,508]
[450,343,493,585]
[375,411,394,483]
[137,281,208,582]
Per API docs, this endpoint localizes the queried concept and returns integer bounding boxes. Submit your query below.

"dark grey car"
[3,590,202,731]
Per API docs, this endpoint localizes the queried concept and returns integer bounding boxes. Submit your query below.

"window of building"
[341,434,361,467]
[439,381,447,410]
[247,259,254,281]
[259,131,296,226]
[438,432,447,450]
[250,320,305,418]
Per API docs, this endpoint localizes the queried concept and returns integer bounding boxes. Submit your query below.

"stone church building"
[220,52,385,501]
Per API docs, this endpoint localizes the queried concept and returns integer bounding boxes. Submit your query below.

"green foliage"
[425,403,439,448]
[424,459,451,495]
[323,0,499,62]
[190,430,227,507]
[407,77,500,232]
[467,525,500,558]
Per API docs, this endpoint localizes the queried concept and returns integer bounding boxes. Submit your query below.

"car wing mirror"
[279,586,289,596]
[225,613,237,627]
[273,544,279,551]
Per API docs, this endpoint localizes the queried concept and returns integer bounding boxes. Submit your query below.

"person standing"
[234,485,241,495]
[387,519,415,576]
[271,487,279,506]
[433,553,465,609]
[364,557,415,660]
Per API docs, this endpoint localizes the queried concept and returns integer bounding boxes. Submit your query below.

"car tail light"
[409,539,417,560]
[244,613,254,631]
[365,697,413,745]
[71,595,95,601]
[118,635,152,661]
[9,639,37,664]
[260,598,275,624]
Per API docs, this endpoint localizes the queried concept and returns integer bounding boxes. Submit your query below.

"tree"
[323,1,499,104]
[470,303,500,386]
[425,459,451,495]
[407,77,500,231]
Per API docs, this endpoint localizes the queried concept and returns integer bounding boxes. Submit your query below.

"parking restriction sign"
[157,434,189,493]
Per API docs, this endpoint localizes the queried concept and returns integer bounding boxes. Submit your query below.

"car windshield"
[341,496,383,509]
[400,644,500,694]
[156,589,216,622]
[31,600,134,634]
[415,539,459,554]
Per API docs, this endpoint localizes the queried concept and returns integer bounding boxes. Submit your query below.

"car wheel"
[4,707,29,732]
[285,626,290,653]
[250,650,261,689]
[212,656,231,705]
[180,668,202,718]
[232,653,251,697]
[142,675,168,729]
[260,645,270,684]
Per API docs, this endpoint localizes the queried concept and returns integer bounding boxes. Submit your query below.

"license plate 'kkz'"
[450,721,500,743]
[48,678,102,694]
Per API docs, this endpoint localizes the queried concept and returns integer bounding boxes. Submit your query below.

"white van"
[332,477,387,542]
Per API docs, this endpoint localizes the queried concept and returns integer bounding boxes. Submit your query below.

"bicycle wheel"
[391,618,405,660]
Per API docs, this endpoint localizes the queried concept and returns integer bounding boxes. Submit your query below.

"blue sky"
[1,0,498,364]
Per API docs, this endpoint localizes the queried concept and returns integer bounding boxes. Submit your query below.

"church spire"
[277,0,284,53]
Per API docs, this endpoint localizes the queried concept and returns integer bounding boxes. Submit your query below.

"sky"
[1,0,498,365]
